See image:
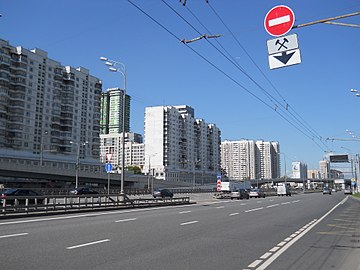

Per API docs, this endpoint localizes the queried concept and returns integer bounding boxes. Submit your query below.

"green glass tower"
[100,87,130,135]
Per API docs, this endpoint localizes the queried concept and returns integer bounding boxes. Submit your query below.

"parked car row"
[1,189,44,205]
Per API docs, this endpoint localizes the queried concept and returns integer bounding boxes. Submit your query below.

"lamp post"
[40,131,48,166]
[193,159,201,188]
[100,56,126,198]
[147,153,158,193]
[70,141,88,188]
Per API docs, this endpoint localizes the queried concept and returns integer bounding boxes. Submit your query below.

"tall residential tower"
[143,105,221,183]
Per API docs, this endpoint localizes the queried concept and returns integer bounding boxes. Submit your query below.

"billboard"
[330,155,349,163]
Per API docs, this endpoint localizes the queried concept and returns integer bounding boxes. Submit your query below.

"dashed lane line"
[66,239,110,250]
[0,232,29,239]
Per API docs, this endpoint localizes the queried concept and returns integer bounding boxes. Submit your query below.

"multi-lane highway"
[0,192,358,270]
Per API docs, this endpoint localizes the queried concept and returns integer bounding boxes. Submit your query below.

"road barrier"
[0,194,191,218]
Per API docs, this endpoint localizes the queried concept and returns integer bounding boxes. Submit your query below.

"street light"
[40,131,49,166]
[70,141,88,188]
[100,56,126,198]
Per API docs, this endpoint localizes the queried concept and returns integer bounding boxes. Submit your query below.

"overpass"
[0,156,190,189]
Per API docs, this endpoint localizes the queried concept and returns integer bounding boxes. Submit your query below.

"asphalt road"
[0,192,358,270]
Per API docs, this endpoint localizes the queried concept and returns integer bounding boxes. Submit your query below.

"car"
[230,189,250,200]
[344,188,352,195]
[323,187,332,195]
[249,188,266,198]
[69,187,99,195]
[0,188,44,205]
[153,188,174,199]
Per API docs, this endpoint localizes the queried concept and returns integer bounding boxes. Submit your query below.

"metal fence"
[0,194,191,218]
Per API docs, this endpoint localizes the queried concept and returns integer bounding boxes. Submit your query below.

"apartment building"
[0,39,102,163]
[99,132,144,169]
[221,140,280,180]
[143,105,221,183]
[291,161,308,178]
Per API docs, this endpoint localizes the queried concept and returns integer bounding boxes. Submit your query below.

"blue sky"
[2,0,360,173]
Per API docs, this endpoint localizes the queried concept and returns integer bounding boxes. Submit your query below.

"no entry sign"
[264,5,295,37]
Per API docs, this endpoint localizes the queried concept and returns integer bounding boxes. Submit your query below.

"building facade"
[99,132,144,169]
[143,105,221,183]
[291,161,308,179]
[221,140,280,180]
[100,87,130,135]
[0,39,102,164]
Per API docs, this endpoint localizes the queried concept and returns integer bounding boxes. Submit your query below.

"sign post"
[105,163,113,195]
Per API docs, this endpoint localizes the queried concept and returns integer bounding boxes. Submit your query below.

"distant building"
[143,105,221,183]
[319,160,330,179]
[0,39,102,163]
[99,132,144,169]
[307,169,320,179]
[100,87,130,135]
[221,140,280,180]
[291,161,308,178]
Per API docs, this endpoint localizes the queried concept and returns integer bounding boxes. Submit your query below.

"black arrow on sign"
[273,51,296,64]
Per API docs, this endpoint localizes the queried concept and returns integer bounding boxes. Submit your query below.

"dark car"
[69,187,99,195]
[153,188,174,199]
[0,189,44,205]
[230,189,250,200]
[322,187,332,195]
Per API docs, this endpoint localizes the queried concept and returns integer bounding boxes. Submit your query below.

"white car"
[249,189,265,198]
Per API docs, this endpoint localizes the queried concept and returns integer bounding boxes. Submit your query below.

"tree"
[127,166,142,175]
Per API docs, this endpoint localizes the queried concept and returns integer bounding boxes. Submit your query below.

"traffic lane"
[265,196,360,270]
[0,193,346,270]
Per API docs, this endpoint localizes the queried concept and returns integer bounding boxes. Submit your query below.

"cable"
[127,0,327,152]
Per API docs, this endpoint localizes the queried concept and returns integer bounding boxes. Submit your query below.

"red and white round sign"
[264,5,295,37]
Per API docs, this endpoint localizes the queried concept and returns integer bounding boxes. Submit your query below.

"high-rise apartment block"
[0,39,102,162]
[144,105,221,183]
[100,87,130,134]
[221,140,280,180]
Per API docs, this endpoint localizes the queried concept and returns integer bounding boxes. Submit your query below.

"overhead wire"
[165,0,328,151]
[205,1,329,150]
[127,0,327,151]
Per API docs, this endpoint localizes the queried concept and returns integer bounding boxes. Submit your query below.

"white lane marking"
[260,252,272,259]
[269,246,280,252]
[256,197,348,270]
[179,211,192,214]
[66,239,110,250]
[248,259,263,268]
[268,15,290,27]
[284,237,292,242]
[292,200,300,203]
[0,203,194,226]
[245,207,263,213]
[216,206,225,209]
[0,232,29,239]
[180,221,198,226]
[290,233,298,238]
[240,203,247,206]
[277,241,286,247]
[229,213,239,216]
[115,218,137,223]
[266,204,279,208]
[281,202,291,205]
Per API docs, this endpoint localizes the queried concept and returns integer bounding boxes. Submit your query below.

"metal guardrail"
[0,194,191,218]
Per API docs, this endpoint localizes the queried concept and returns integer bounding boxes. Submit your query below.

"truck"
[277,183,291,196]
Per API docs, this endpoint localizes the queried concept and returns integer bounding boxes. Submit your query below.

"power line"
[127,0,327,152]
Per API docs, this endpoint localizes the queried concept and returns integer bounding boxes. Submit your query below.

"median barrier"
[0,194,191,218]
